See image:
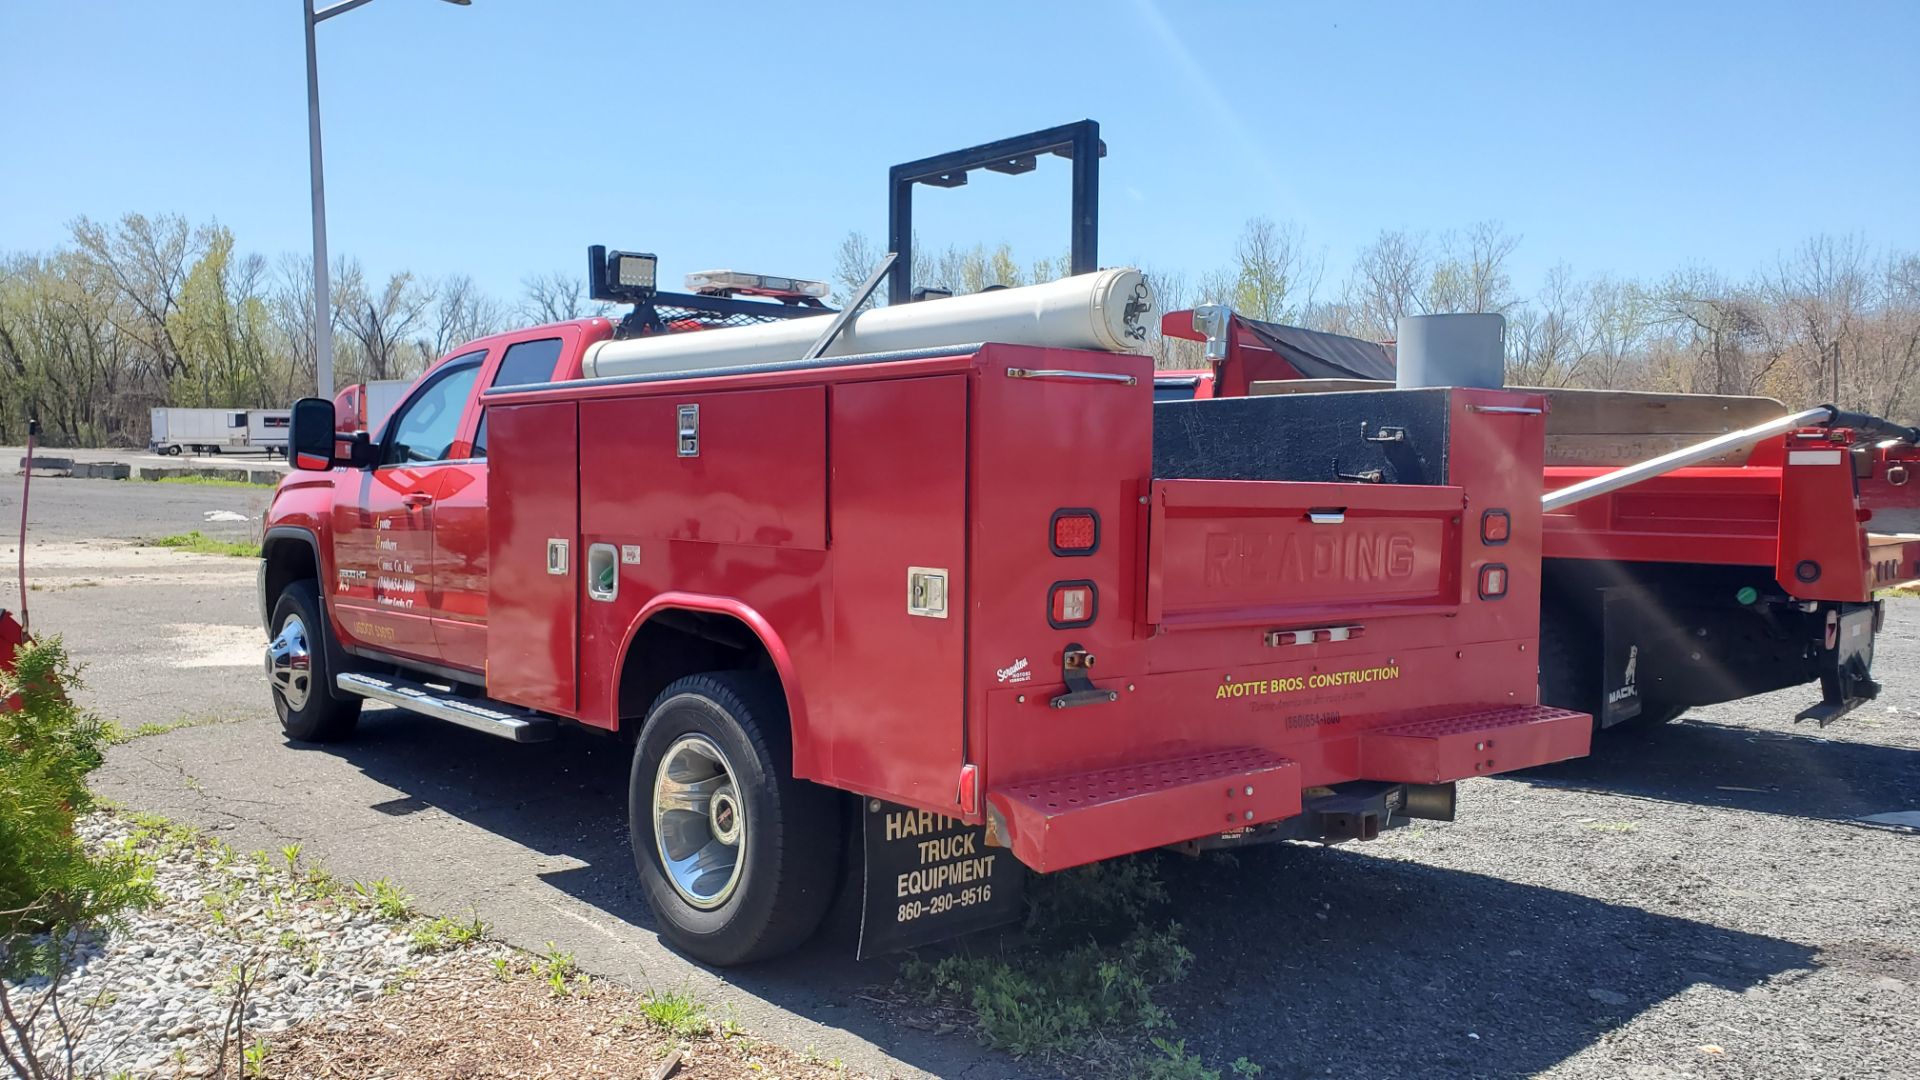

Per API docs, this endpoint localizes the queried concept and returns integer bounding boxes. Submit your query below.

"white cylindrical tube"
[582,268,1155,379]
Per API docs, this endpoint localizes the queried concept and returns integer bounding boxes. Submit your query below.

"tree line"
[839,221,1920,420]
[5,211,1917,446]
[0,214,608,446]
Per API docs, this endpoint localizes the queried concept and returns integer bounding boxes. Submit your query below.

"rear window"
[493,338,564,388]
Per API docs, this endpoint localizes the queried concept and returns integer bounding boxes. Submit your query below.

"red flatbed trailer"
[1161,306,1920,729]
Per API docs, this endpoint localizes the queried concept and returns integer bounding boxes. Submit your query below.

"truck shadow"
[1515,717,1920,825]
[1159,842,1812,1079]
[312,706,1816,1080]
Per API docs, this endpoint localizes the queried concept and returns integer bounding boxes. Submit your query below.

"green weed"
[146,531,260,558]
[637,987,712,1038]
[408,913,488,954]
[351,878,413,921]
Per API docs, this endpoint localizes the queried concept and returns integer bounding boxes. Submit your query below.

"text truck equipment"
[1164,306,1920,730]
[259,122,1589,965]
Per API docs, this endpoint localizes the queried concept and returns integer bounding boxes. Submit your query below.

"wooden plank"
[1534,388,1787,437]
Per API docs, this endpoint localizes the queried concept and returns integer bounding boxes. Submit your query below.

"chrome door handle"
[402,492,434,508]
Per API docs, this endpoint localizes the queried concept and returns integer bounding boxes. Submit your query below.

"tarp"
[1238,318,1397,381]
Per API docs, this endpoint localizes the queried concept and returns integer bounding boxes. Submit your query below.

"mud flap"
[1797,603,1881,726]
[1598,590,1645,727]
[856,799,1024,960]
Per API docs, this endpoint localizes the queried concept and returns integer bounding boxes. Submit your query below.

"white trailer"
[149,408,248,456]
[245,410,293,456]
[363,381,409,435]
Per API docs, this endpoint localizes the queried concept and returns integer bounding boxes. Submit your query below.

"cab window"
[381,359,483,466]
[473,337,564,459]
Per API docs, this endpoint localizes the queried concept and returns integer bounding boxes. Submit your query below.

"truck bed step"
[988,747,1302,872]
[335,673,556,743]
[1359,704,1590,783]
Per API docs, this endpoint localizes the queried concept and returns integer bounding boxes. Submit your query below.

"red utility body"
[268,328,1586,873]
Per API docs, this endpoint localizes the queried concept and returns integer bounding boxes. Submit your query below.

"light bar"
[685,269,830,299]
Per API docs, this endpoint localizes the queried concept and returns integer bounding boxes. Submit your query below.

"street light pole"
[302,0,470,400]
[303,0,335,399]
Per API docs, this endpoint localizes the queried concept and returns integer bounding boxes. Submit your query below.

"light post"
[304,0,470,399]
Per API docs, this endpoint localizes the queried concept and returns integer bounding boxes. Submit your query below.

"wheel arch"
[613,593,820,780]
[261,525,358,703]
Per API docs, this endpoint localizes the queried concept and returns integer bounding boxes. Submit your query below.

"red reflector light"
[1049,581,1097,628]
[1050,509,1100,555]
[1478,564,1509,600]
[1481,509,1511,545]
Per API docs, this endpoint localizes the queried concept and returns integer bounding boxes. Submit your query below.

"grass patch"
[902,855,1211,1071]
[350,878,413,922]
[151,473,277,489]
[105,714,241,744]
[147,531,260,558]
[409,913,488,954]
[636,987,713,1038]
[1579,820,1640,834]
[1876,586,1920,599]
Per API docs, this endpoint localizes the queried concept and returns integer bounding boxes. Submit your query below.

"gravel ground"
[1,815,467,1078]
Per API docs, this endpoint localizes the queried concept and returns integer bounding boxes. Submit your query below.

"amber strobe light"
[1050,509,1100,555]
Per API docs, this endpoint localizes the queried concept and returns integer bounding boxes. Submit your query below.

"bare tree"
[518,270,604,325]
[1349,228,1429,339]
[1230,217,1319,323]
[1427,220,1520,315]
[338,266,428,382]
[419,274,506,359]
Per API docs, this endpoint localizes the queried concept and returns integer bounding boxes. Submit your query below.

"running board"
[335,673,556,743]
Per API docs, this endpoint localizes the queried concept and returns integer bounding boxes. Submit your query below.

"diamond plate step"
[988,747,1301,872]
[1360,704,1590,783]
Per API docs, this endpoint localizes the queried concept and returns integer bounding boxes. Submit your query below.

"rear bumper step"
[988,748,1302,872]
[336,673,556,743]
[1359,704,1590,783]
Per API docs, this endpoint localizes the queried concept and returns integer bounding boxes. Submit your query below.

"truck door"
[330,353,484,663]
[429,334,571,671]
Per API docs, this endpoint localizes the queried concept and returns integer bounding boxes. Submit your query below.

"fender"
[261,524,359,703]
[617,591,822,781]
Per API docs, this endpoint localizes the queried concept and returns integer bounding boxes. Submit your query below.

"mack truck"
[258,123,1617,965]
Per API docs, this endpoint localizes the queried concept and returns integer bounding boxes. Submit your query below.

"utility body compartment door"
[485,400,580,716]
[827,375,969,807]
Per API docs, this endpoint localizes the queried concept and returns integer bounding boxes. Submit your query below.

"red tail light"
[1481,509,1511,545]
[1049,581,1097,628]
[1050,509,1100,556]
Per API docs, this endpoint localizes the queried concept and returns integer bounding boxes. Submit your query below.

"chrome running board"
[335,672,556,743]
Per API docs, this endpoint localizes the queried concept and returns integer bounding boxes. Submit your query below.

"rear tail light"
[1480,509,1511,544]
[1049,580,1097,628]
[1477,564,1508,600]
[1050,509,1100,556]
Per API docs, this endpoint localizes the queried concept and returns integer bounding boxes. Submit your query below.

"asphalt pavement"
[5,474,1917,1078]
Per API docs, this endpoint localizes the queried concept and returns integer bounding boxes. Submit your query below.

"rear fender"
[617,593,820,781]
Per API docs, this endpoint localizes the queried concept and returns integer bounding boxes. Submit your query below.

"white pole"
[304,0,334,400]
[1542,406,1835,512]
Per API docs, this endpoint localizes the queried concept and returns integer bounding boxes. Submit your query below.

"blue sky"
[3,1,1916,307]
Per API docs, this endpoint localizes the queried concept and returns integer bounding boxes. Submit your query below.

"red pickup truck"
[261,276,1593,964]
[259,124,1591,965]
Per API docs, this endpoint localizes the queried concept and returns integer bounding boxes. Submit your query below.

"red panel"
[486,401,578,715]
[1359,704,1590,783]
[988,747,1302,872]
[578,387,826,551]
[1776,435,1873,602]
[827,376,968,807]
[429,462,488,671]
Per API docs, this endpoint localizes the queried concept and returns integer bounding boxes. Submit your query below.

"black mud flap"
[1598,590,1645,727]
[1797,603,1882,727]
[856,800,1025,960]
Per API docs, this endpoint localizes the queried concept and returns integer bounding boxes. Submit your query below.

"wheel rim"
[653,734,746,910]
[266,612,312,710]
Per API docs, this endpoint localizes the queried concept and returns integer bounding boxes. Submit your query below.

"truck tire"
[267,580,361,743]
[629,672,840,966]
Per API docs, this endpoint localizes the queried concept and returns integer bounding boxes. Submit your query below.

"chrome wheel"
[266,613,312,710]
[653,734,746,910]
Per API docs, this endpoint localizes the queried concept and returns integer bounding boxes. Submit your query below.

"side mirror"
[289,397,371,471]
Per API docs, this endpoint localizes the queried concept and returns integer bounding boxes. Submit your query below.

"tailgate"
[1145,479,1466,630]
